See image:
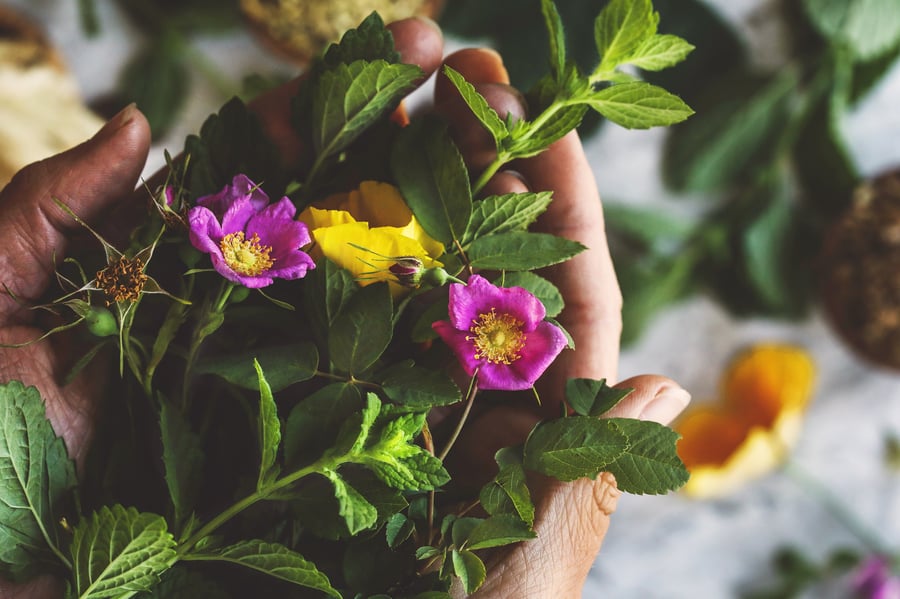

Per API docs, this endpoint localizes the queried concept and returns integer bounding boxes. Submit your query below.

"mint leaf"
[391,115,473,245]
[587,82,693,129]
[159,403,202,532]
[505,103,588,159]
[324,470,378,535]
[184,540,340,598]
[594,0,658,74]
[566,378,633,417]
[363,445,449,491]
[329,281,392,374]
[464,515,536,551]
[385,513,415,548]
[380,362,462,408]
[523,416,629,482]
[254,359,282,490]
[312,60,422,159]
[195,342,318,392]
[467,232,586,271]
[480,449,534,526]
[461,192,553,247]
[604,418,689,494]
[498,271,563,319]
[0,381,77,580]
[321,12,400,66]
[137,566,229,599]
[629,34,695,71]
[443,65,509,146]
[70,505,176,598]
[540,0,567,79]
[451,549,486,595]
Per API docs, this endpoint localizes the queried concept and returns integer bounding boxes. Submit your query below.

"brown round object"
[0,5,65,70]
[821,168,900,370]
[240,0,444,64]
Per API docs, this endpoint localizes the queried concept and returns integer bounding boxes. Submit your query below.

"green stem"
[181,282,231,409]
[438,374,479,462]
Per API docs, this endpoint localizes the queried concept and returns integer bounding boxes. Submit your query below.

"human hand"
[431,48,692,597]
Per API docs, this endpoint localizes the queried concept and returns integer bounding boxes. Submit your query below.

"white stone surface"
[5,1,900,598]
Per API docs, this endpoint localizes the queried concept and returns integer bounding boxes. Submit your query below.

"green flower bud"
[84,306,118,337]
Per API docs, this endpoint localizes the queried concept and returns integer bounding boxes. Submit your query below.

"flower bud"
[389,257,424,287]
[420,266,454,287]
[84,306,118,337]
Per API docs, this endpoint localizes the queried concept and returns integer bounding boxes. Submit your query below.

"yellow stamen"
[95,256,148,304]
[467,309,526,365]
[220,231,274,276]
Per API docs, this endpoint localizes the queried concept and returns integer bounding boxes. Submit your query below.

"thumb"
[0,104,151,312]
[473,376,690,598]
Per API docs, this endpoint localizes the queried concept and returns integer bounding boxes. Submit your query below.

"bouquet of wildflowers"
[0,1,694,596]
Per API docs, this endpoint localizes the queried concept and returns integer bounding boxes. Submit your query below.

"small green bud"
[420,267,454,287]
[230,286,251,304]
[84,306,118,337]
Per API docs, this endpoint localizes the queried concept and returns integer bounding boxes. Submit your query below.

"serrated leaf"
[443,65,508,146]
[0,381,77,580]
[467,232,585,271]
[506,103,588,159]
[391,115,473,245]
[254,359,281,490]
[159,403,202,532]
[461,192,553,247]
[566,378,633,417]
[136,566,229,599]
[465,514,536,550]
[628,34,695,71]
[587,82,693,129]
[363,447,450,491]
[71,505,176,598]
[329,281,392,374]
[604,418,689,494]
[380,362,462,408]
[321,12,400,66]
[451,549,486,595]
[595,0,658,73]
[194,342,318,392]
[480,451,534,526]
[284,383,365,467]
[312,60,422,159]
[324,471,378,535]
[523,416,629,482]
[385,513,415,548]
[541,0,567,79]
[184,540,340,597]
[498,271,564,319]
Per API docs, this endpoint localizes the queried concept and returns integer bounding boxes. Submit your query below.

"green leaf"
[70,505,176,598]
[385,513,415,548]
[119,32,188,138]
[604,418,689,494]
[183,97,285,200]
[284,383,365,467]
[195,342,318,392]
[802,0,900,60]
[662,72,795,192]
[461,192,553,247]
[451,549,486,595]
[587,82,693,129]
[324,470,378,535]
[566,378,633,417]
[321,12,400,66]
[380,362,462,408]
[443,65,508,146]
[183,540,340,597]
[467,232,585,271]
[541,0,567,79]
[605,203,694,252]
[363,446,450,491]
[595,0,658,73]
[329,281,392,374]
[136,566,230,599]
[498,271,564,318]
[254,359,282,490]
[312,60,422,159]
[506,103,588,159]
[159,403,203,531]
[628,34,695,71]
[391,115,473,245]
[618,251,696,345]
[464,515,536,551]
[523,416,629,482]
[0,381,77,580]
[480,448,534,526]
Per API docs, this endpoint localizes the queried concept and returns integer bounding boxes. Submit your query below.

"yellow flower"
[298,181,444,296]
[676,344,816,498]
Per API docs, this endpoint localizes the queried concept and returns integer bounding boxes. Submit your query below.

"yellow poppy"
[298,181,444,297]
[676,344,816,498]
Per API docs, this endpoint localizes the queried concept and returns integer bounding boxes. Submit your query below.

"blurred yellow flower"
[298,181,444,296]
[676,344,816,498]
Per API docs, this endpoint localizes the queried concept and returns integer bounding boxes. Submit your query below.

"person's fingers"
[434,49,526,174]
[249,16,445,167]
[0,104,150,317]
[520,132,623,417]
[470,375,689,598]
[0,573,64,599]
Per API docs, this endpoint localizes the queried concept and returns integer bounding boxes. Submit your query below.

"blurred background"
[2,0,898,596]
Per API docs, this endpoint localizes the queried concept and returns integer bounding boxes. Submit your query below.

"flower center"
[468,309,526,365]
[220,231,274,276]
[95,256,148,304]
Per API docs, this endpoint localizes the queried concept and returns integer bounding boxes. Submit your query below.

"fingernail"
[95,103,137,139]
[639,385,691,425]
